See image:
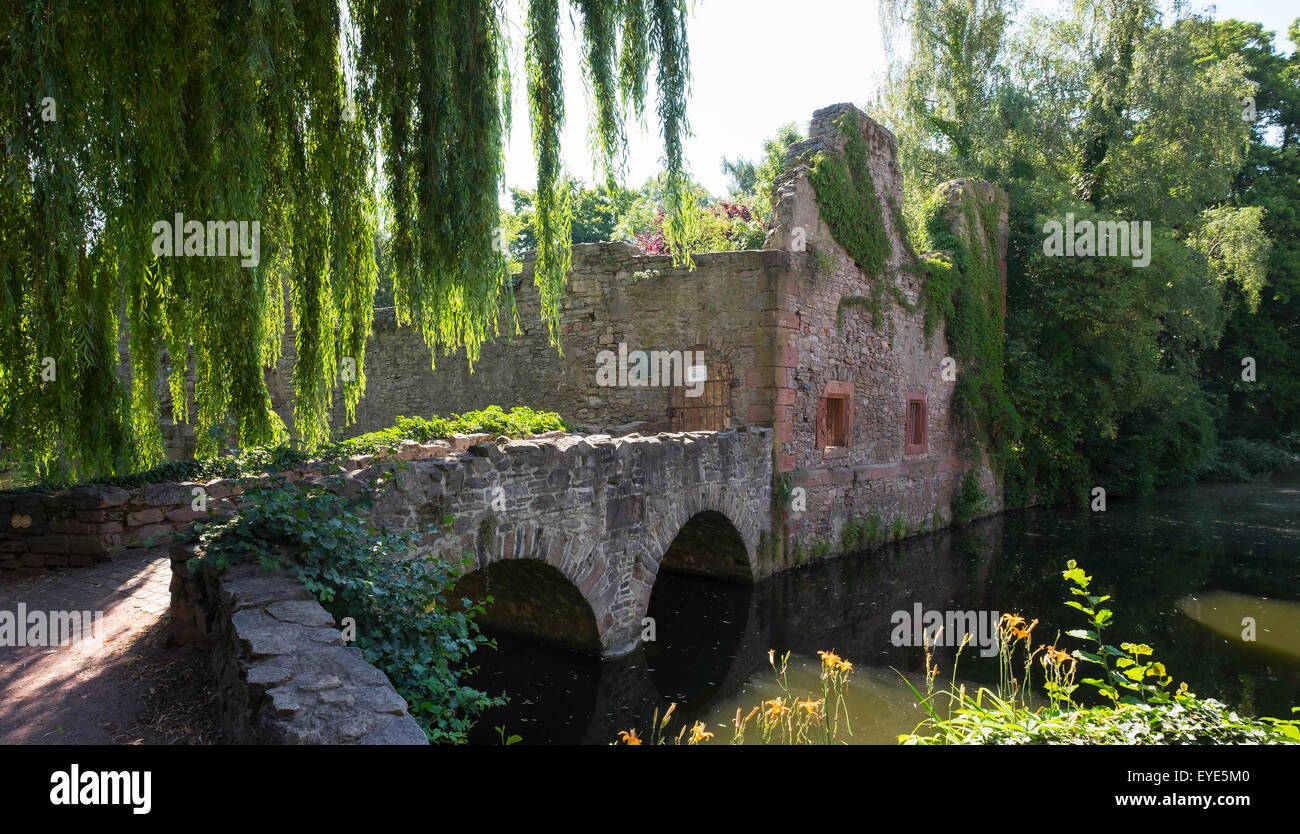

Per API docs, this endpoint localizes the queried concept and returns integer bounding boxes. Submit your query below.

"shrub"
[181,470,504,743]
[1197,436,1298,482]
[842,513,885,551]
[950,469,990,526]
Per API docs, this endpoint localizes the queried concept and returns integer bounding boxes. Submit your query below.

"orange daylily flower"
[796,698,824,716]
[1001,613,1026,630]
[763,698,789,719]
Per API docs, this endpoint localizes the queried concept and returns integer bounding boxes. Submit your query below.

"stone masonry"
[168,549,428,744]
[367,427,773,657]
[5,426,773,658]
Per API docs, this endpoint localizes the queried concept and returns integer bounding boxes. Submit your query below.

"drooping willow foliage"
[0,0,693,481]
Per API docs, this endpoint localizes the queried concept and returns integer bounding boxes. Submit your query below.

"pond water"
[466,471,1300,744]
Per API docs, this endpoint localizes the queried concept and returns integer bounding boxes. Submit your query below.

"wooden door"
[670,354,732,431]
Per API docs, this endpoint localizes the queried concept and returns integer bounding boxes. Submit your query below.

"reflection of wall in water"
[578,517,1003,742]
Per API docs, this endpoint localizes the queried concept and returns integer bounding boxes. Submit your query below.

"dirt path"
[0,549,218,744]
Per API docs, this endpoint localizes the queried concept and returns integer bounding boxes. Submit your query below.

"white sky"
[498,0,1299,199]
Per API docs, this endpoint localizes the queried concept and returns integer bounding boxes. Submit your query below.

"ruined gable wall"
[766,103,1005,562]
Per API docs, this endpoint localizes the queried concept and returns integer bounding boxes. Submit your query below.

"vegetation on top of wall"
[918,187,1020,473]
[808,112,892,277]
[180,469,503,743]
[0,406,571,496]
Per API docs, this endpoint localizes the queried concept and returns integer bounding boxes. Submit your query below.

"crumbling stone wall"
[765,103,1006,557]
[243,245,790,449]
[0,482,207,569]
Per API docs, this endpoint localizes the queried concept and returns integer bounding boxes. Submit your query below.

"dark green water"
[466,471,1300,744]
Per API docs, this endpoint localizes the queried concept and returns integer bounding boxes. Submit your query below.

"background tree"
[1197,20,1300,443]
[721,121,803,224]
[878,0,1019,228]
[879,0,1287,505]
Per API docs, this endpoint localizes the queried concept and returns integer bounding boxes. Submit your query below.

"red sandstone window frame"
[816,381,854,452]
[904,389,928,455]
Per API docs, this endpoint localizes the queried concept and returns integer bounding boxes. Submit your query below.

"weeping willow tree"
[0,0,693,481]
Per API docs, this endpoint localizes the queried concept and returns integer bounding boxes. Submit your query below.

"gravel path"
[0,549,218,744]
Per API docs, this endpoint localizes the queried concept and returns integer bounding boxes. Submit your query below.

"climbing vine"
[918,186,1020,469]
[1,0,695,481]
[807,112,892,276]
[802,109,1015,475]
[810,111,915,338]
[835,266,922,336]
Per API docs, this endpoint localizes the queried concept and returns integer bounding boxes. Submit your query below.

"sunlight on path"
[0,550,173,743]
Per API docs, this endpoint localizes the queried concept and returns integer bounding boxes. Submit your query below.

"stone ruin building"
[162,101,1010,573]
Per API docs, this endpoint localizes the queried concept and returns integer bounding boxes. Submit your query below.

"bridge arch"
[656,509,752,581]
[451,558,602,655]
[645,490,764,582]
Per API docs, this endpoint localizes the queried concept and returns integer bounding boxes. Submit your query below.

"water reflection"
[467,471,1300,744]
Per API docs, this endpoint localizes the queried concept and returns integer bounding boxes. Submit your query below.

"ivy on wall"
[798,110,1016,525]
[813,114,942,349]
[919,187,1020,470]
[807,113,891,276]
[809,111,916,342]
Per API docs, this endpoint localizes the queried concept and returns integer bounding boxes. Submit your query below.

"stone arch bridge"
[368,427,774,657]
[1,427,774,659]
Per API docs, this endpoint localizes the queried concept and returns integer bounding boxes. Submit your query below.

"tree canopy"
[878,0,1298,503]
[0,0,693,480]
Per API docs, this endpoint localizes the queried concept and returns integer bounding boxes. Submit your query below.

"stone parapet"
[168,544,428,745]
